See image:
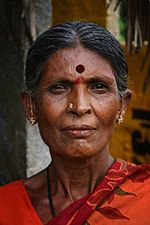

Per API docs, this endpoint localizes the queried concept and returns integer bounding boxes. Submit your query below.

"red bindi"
[76,64,85,73]
[75,77,83,84]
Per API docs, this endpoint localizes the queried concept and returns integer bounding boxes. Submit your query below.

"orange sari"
[47,159,150,225]
[0,159,150,225]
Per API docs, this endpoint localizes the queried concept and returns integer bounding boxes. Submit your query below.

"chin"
[64,142,98,159]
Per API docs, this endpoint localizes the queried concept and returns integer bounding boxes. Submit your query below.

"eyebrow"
[49,79,74,86]
[50,71,116,85]
[48,75,115,86]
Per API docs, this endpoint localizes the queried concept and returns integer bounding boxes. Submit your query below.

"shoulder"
[110,159,150,191]
[0,180,43,224]
[0,179,36,211]
[126,162,150,182]
[0,180,24,200]
[115,159,150,180]
[117,160,150,197]
[0,180,25,222]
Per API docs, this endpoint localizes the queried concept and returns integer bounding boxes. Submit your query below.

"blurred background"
[0,0,150,185]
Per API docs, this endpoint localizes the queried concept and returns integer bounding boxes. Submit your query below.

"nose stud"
[68,103,74,109]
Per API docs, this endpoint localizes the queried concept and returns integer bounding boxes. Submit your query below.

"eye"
[91,83,106,89]
[90,82,108,93]
[48,83,69,94]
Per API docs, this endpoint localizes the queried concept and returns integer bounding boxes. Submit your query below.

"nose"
[68,86,91,116]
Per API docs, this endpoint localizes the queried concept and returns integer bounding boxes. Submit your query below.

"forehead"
[42,46,115,80]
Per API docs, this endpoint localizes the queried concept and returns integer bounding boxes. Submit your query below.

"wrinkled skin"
[23,46,131,224]
[24,46,128,159]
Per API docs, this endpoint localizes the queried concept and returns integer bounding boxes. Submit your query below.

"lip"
[61,124,96,138]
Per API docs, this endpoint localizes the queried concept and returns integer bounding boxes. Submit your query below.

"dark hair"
[25,21,128,96]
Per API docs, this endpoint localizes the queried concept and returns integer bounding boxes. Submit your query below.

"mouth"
[61,125,96,138]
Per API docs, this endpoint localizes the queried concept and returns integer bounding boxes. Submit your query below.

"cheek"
[35,96,66,147]
[35,95,66,125]
[95,96,120,125]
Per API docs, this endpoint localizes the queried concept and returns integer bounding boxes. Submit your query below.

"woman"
[0,21,150,225]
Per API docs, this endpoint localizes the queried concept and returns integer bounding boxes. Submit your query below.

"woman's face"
[28,46,128,159]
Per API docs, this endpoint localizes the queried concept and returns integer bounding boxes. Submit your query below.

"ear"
[21,91,37,124]
[119,89,132,119]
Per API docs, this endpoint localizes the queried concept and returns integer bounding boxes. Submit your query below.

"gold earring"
[29,96,36,125]
[29,116,36,125]
[117,115,124,124]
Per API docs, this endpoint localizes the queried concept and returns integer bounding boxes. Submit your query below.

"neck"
[48,149,114,202]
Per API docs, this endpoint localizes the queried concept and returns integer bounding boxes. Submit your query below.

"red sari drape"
[0,159,150,225]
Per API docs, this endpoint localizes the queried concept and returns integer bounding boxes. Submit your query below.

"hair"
[25,21,128,96]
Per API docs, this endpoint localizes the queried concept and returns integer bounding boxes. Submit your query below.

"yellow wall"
[110,47,150,164]
[52,0,150,164]
[52,0,106,26]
